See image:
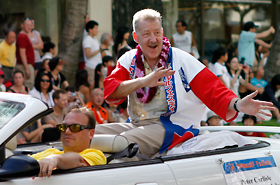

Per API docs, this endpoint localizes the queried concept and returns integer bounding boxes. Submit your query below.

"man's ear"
[54,98,58,105]
[89,129,95,140]
[133,32,138,43]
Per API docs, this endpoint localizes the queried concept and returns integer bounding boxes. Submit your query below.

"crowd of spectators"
[0,17,131,144]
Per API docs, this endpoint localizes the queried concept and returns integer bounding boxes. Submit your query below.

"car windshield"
[0,100,25,129]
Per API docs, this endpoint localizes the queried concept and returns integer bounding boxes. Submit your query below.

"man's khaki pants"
[95,120,165,158]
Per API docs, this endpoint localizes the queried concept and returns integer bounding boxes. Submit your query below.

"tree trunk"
[57,0,88,86]
[264,26,280,82]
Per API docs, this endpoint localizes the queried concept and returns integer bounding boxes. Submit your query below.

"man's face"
[22,20,33,33]
[176,22,186,34]
[62,112,94,153]
[133,19,163,64]
[5,31,16,45]
[90,25,99,36]
[55,93,68,109]
[91,89,104,106]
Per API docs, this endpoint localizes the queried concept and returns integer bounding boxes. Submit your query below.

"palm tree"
[58,0,88,85]
[264,26,280,82]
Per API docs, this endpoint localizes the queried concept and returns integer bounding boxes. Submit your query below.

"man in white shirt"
[170,20,197,56]
[83,20,106,83]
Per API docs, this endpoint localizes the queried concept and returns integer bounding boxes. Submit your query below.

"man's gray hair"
[101,33,110,44]
[132,9,162,33]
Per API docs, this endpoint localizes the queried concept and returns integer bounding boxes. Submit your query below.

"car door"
[0,158,177,185]
[163,141,276,185]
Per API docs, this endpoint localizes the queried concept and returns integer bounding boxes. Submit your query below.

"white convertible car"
[1,92,280,185]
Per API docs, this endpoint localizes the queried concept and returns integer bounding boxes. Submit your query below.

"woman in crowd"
[8,70,30,94]
[29,69,54,107]
[75,69,91,103]
[41,58,51,72]
[94,63,104,89]
[260,74,280,123]
[113,26,131,55]
[225,56,249,97]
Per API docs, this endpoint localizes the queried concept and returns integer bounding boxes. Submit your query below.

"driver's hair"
[132,8,162,34]
[69,107,96,129]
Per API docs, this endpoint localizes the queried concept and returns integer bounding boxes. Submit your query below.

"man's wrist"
[233,99,240,112]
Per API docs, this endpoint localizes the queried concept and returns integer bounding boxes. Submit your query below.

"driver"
[96,8,274,158]
[30,107,106,178]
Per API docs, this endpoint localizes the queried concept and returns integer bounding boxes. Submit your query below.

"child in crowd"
[206,111,222,126]
[211,47,228,86]
[237,114,266,137]
[102,55,115,76]
[41,42,56,61]
[0,69,6,92]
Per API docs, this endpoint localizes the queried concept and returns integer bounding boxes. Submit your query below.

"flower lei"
[135,37,171,103]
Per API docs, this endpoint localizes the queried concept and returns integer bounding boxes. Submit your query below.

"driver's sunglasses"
[56,124,93,133]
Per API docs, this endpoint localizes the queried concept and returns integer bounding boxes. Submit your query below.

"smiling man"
[86,88,108,124]
[96,9,274,158]
[31,107,106,178]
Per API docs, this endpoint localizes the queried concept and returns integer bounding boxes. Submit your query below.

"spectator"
[238,21,274,66]
[49,56,69,90]
[94,63,104,89]
[212,47,228,85]
[238,68,264,99]
[102,55,115,76]
[107,104,121,123]
[225,56,249,97]
[7,70,30,94]
[113,26,131,56]
[83,20,105,83]
[16,17,35,89]
[30,107,106,178]
[237,114,266,137]
[0,29,16,80]
[206,111,222,126]
[41,42,56,61]
[251,65,267,88]
[29,69,55,107]
[28,18,43,73]
[260,74,280,123]
[17,119,53,143]
[42,90,68,126]
[75,69,91,103]
[0,69,6,92]
[170,20,197,56]
[66,86,85,108]
[41,58,51,72]
[100,33,114,56]
[86,88,108,124]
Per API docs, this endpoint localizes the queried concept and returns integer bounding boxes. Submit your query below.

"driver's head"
[60,107,95,153]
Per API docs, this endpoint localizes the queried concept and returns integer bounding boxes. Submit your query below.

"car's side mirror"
[0,155,40,181]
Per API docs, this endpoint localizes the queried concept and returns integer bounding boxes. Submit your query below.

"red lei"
[135,37,171,103]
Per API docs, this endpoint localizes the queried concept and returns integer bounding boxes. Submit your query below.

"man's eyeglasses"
[41,79,50,83]
[56,124,93,133]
